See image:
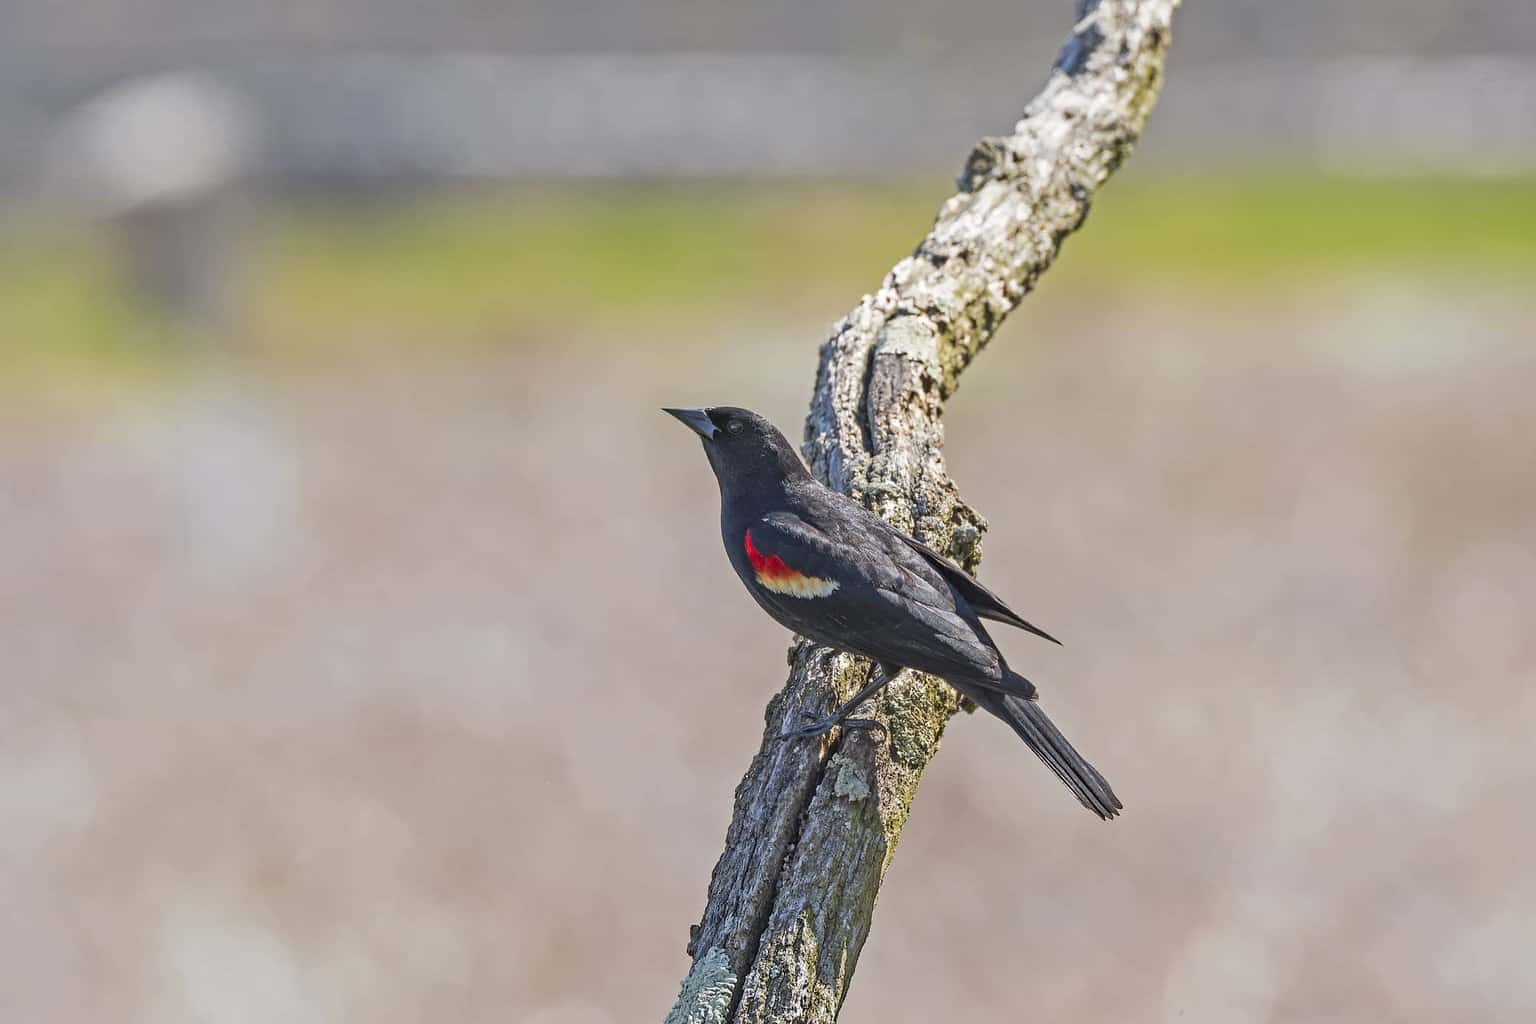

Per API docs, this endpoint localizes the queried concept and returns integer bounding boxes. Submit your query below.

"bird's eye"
[726,419,744,435]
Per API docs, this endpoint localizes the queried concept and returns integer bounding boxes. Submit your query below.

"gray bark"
[666,3,1180,1021]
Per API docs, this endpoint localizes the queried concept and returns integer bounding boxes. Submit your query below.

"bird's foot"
[776,710,883,742]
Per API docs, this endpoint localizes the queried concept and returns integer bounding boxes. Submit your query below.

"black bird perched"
[664,405,1121,820]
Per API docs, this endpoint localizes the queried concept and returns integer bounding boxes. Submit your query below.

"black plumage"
[665,405,1121,819]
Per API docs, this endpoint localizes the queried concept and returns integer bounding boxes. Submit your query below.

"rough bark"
[666,3,1179,1021]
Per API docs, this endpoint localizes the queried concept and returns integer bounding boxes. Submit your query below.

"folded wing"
[893,531,1061,645]
[750,511,1032,697]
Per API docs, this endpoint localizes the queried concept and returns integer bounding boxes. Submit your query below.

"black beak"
[663,407,719,440]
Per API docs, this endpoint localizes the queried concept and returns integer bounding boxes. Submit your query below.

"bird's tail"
[978,677,1122,820]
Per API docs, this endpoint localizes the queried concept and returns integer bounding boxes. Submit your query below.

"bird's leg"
[777,662,899,741]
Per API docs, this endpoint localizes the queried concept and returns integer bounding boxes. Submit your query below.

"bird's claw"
[776,714,883,742]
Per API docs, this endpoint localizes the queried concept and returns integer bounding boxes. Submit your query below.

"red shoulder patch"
[744,529,840,598]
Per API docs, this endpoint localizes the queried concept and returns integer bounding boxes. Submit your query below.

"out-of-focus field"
[2,177,1533,1022]
[4,175,1535,389]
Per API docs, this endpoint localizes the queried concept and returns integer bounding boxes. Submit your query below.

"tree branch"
[668,3,1179,1020]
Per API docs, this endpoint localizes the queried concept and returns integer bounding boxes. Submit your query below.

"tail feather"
[978,680,1121,820]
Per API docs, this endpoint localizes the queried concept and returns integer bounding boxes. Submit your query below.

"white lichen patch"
[874,317,940,368]
[830,753,871,803]
[664,946,737,1024]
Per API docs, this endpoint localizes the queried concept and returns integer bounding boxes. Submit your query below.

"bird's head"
[662,406,811,498]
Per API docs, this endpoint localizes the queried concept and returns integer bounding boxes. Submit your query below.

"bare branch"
[669,3,1180,1020]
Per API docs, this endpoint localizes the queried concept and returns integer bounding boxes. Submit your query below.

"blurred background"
[3,2,1534,1022]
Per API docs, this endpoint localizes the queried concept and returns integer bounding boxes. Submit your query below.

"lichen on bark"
[668,3,1180,1021]
[665,947,737,1024]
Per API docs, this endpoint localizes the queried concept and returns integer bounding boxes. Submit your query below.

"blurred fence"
[5,53,1536,197]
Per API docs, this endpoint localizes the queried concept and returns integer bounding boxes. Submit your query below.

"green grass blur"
[3,173,1533,393]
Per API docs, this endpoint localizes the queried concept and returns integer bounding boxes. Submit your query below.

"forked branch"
[667,3,1180,1021]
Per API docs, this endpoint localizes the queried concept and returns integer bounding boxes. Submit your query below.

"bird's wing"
[750,511,1019,690]
[741,512,854,599]
[892,531,1061,645]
